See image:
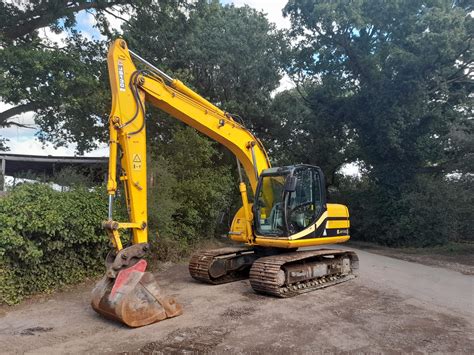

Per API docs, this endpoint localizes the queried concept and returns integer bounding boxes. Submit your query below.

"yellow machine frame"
[105,39,350,252]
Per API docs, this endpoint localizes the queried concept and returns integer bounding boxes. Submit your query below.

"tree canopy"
[122,0,286,141]
[284,0,473,184]
[280,0,473,245]
[0,0,472,247]
[0,0,146,151]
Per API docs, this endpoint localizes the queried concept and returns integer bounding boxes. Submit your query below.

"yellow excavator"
[91,39,359,327]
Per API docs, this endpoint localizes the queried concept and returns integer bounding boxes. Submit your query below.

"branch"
[36,42,68,51]
[0,102,38,126]
[101,7,133,27]
[2,1,127,40]
[338,36,372,84]
[4,121,36,129]
[295,83,313,106]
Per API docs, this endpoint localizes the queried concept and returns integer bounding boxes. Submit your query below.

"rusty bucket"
[91,259,182,327]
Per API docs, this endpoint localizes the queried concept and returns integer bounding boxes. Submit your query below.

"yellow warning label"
[132,154,142,170]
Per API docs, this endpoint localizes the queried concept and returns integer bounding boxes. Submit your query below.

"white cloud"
[0,102,36,140]
[36,7,127,43]
[272,72,296,96]
[81,10,96,26]
[340,162,361,177]
[0,121,35,140]
[72,6,133,40]
[228,0,290,29]
[85,144,109,157]
[0,102,35,126]
[74,10,105,41]
[39,26,68,46]
[0,100,108,157]
[7,138,75,156]
[4,134,109,157]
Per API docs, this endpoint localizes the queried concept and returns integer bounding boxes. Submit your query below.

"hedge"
[0,183,110,305]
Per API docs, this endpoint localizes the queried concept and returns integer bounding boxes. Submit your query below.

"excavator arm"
[105,39,270,248]
[92,39,271,327]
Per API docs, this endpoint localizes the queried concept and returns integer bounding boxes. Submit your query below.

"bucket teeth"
[91,259,182,327]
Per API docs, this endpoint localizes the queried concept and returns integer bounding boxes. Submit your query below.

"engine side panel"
[253,202,350,249]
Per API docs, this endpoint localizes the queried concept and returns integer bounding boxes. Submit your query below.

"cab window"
[286,168,323,233]
[255,174,286,236]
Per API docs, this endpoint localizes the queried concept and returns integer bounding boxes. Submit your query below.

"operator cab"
[254,165,326,238]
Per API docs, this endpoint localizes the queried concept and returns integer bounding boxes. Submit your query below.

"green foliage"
[279,0,473,246]
[1,1,284,303]
[124,0,286,136]
[0,1,143,152]
[0,183,110,305]
[50,166,98,189]
[146,127,234,260]
[17,0,282,153]
[284,0,472,184]
[0,1,135,41]
[270,89,358,186]
[0,35,111,152]
[2,0,472,308]
[5,166,99,190]
[0,137,7,151]
[333,175,474,247]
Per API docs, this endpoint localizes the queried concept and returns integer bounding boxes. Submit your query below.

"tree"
[1,0,286,154]
[0,36,112,152]
[123,0,286,143]
[0,0,138,151]
[283,0,473,246]
[284,0,472,184]
[95,0,285,254]
[146,127,234,260]
[269,86,359,187]
[285,1,473,186]
[0,0,133,41]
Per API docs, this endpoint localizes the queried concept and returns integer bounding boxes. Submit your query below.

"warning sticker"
[132,154,142,170]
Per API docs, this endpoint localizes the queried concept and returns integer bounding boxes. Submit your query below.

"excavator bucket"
[91,259,182,327]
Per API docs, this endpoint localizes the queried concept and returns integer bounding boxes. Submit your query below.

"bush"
[0,183,110,305]
[333,175,473,247]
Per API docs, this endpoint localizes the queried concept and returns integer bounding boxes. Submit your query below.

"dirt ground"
[0,246,473,354]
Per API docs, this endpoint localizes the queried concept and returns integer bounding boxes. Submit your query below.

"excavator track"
[249,249,359,298]
[189,247,256,284]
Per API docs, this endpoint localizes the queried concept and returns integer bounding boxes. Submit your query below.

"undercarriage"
[189,247,359,297]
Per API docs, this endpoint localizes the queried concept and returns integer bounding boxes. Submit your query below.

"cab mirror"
[285,176,297,192]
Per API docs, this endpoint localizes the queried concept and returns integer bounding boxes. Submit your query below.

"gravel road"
[1,246,473,354]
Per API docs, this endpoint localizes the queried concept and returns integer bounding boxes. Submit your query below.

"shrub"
[0,183,109,305]
[333,175,473,247]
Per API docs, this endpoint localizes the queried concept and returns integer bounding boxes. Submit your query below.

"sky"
[222,0,291,29]
[1,0,293,158]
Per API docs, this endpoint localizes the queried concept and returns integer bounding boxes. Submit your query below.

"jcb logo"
[118,61,126,91]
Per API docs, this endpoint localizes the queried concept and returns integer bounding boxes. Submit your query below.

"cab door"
[285,166,327,237]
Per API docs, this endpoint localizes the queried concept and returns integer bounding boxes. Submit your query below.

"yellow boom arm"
[105,39,270,249]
